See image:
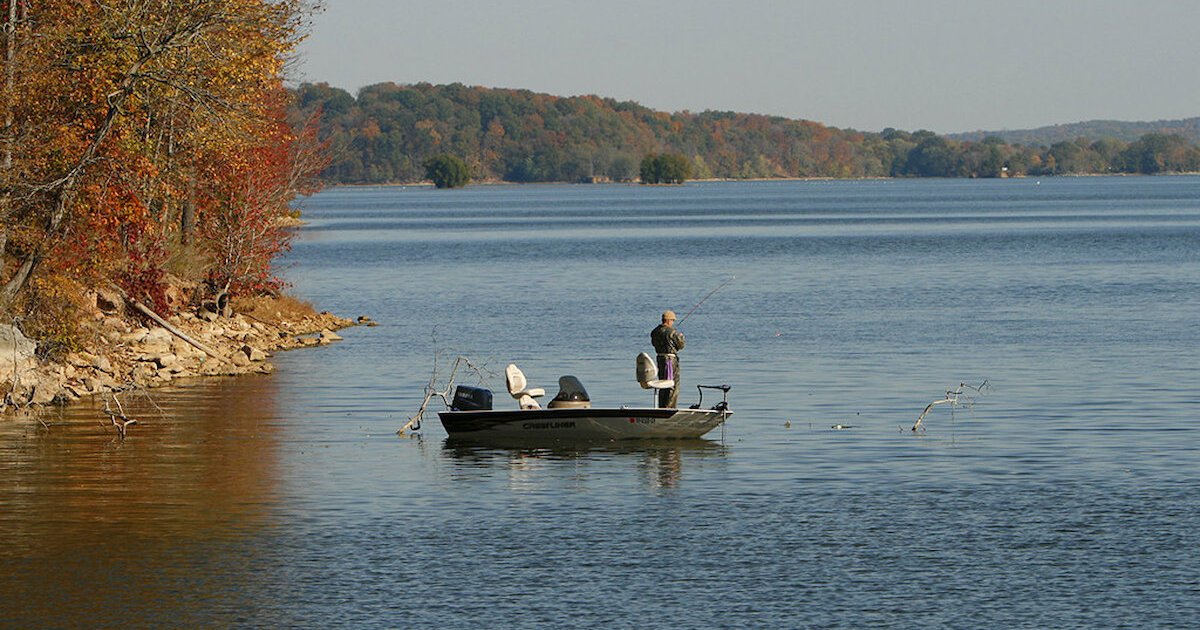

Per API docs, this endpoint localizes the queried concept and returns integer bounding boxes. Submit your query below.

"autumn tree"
[0,0,323,344]
[1119,134,1200,173]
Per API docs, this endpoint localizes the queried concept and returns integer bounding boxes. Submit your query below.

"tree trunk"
[1,0,18,261]
[181,173,196,245]
[0,256,33,314]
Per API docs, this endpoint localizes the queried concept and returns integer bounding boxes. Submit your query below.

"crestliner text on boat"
[437,354,732,440]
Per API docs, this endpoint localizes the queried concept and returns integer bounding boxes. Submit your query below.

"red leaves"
[1,0,322,329]
[196,95,329,296]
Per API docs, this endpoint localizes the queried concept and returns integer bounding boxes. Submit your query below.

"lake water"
[2,177,1199,627]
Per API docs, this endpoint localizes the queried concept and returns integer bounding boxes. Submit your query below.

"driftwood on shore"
[2,285,357,416]
[112,285,231,364]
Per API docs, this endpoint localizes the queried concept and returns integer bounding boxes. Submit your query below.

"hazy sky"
[298,0,1200,134]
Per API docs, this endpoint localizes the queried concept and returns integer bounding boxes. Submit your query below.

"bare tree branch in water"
[398,330,494,436]
[100,386,168,440]
[102,392,138,439]
[912,380,991,432]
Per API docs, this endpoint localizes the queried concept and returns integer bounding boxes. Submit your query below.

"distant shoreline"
[321,171,1199,190]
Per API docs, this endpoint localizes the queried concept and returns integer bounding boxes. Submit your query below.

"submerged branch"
[398,343,493,436]
[102,393,137,439]
[912,380,990,432]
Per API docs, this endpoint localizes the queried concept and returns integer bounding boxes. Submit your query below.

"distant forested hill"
[949,118,1200,146]
[290,82,1200,183]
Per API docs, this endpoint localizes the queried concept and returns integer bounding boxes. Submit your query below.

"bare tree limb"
[398,332,494,436]
[912,380,990,432]
[103,392,138,439]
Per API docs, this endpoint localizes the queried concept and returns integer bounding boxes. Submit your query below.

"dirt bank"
[1,290,363,417]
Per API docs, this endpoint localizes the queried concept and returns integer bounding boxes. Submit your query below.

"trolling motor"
[691,384,732,411]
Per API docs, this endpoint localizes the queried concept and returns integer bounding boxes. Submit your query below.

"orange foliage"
[1,0,323,331]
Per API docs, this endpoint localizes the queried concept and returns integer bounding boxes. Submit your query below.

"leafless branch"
[397,331,494,436]
[102,392,138,439]
[912,380,991,432]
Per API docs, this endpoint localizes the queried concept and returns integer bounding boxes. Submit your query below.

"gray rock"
[67,352,94,368]
[199,362,224,376]
[0,324,37,381]
[153,353,177,368]
[30,377,59,405]
[95,288,123,313]
[241,345,267,362]
[92,355,113,374]
[141,329,172,354]
[130,364,156,383]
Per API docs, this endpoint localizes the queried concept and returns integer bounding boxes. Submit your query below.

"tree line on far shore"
[291,82,1200,185]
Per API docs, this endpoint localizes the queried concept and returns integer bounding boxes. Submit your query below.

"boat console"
[547,375,591,409]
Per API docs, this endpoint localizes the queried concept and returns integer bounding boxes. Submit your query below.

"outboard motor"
[451,385,493,411]
[548,375,591,409]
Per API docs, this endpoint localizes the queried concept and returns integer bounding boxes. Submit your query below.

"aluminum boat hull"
[438,407,731,440]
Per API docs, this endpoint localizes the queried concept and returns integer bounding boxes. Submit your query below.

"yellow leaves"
[5,0,313,245]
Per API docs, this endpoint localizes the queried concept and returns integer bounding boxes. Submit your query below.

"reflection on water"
[0,376,284,627]
[440,438,727,490]
[4,179,1200,627]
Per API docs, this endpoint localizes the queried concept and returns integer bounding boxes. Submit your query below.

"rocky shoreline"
[1,295,361,417]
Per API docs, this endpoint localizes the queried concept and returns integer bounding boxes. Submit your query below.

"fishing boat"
[437,354,732,441]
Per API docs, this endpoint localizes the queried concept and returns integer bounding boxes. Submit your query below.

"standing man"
[650,310,686,408]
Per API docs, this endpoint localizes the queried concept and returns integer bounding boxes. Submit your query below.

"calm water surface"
[2,178,1199,627]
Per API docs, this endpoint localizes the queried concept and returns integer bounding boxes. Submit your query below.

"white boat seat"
[505,363,545,410]
[636,352,674,390]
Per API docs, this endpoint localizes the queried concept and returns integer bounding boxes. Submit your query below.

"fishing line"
[676,276,735,327]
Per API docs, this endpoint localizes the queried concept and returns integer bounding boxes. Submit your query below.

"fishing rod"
[676,276,735,327]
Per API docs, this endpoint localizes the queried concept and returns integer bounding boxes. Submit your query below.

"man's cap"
[662,310,676,321]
